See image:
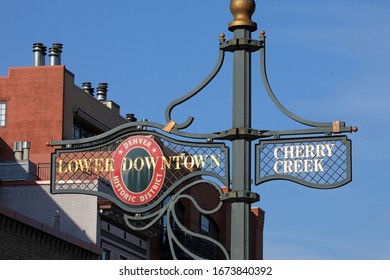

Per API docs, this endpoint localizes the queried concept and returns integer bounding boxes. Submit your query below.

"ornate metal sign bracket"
[50,125,231,259]
[258,31,358,138]
[49,0,357,260]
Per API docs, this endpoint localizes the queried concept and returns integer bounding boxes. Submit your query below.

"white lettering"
[271,143,333,174]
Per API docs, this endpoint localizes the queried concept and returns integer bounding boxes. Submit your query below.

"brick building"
[0,206,100,259]
[0,43,264,259]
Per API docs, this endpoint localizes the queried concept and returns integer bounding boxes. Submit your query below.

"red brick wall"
[0,66,65,162]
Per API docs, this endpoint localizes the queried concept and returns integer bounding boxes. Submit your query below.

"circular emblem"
[110,135,165,205]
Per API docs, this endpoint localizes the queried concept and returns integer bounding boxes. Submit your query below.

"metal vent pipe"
[96,83,108,101]
[32,43,47,66]
[49,43,63,66]
[22,141,31,160]
[126,113,137,122]
[13,141,23,160]
[82,82,95,96]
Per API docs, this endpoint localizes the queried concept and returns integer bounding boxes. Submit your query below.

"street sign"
[51,130,229,212]
[255,136,352,189]
[48,0,357,260]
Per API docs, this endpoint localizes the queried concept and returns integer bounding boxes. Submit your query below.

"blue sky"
[1,0,389,260]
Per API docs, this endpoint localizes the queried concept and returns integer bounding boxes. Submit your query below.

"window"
[72,125,81,139]
[102,248,111,260]
[200,214,219,239]
[0,102,6,127]
[200,214,210,233]
[72,120,100,139]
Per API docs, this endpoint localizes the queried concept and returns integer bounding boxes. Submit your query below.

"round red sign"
[110,135,166,205]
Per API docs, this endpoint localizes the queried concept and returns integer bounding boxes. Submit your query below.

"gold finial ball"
[228,0,257,32]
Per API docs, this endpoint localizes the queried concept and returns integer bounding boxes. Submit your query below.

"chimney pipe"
[13,141,23,160]
[33,43,46,66]
[82,82,95,96]
[22,141,31,160]
[96,83,108,101]
[49,43,63,66]
[126,113,137,122]
[52,43,63,64]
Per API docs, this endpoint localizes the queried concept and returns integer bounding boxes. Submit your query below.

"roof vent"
[22,141,31,160]
[82,82,95,96]
[49,43,63,66]
[13,141,23,160]
[13,141,31,160]
[126,113,137,122]
[96,83,108,101]
[32,43,47,66]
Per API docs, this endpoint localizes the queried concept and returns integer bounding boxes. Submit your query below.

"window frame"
[0,102,6,127]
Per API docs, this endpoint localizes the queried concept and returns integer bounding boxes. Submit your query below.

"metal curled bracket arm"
[124,179,229,260]
[167,195,230,260]
[164,48,225,130]
[123,203,170,231]
[259,34,334,128]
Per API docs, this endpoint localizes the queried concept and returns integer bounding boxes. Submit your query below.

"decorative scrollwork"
[164,43,225,131]
[259,33,335,128]
[124,179,230,260]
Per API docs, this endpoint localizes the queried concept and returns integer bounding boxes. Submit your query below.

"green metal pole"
[230,28,253,260]
[229,0,257,260]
